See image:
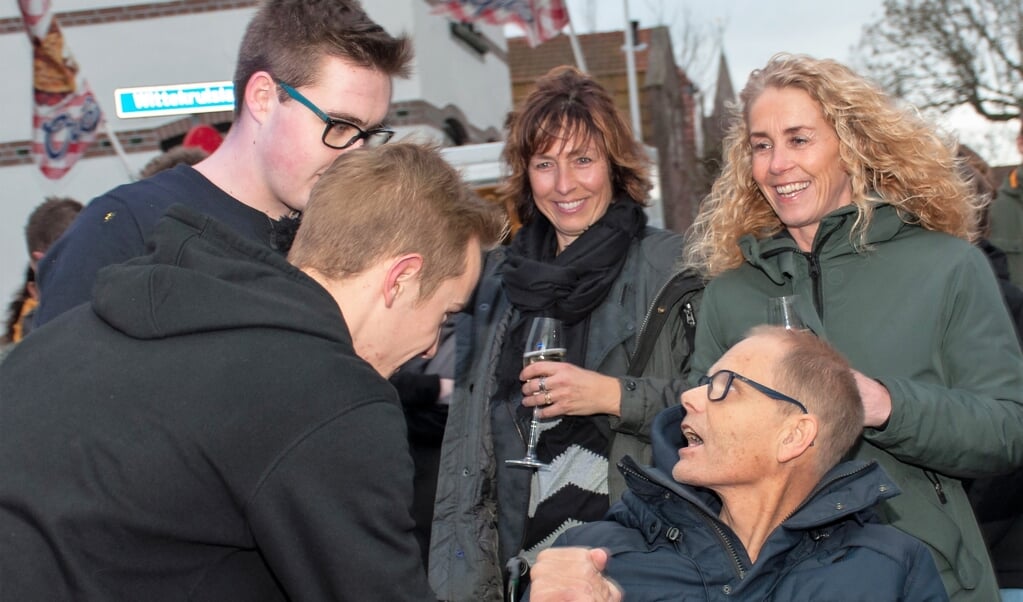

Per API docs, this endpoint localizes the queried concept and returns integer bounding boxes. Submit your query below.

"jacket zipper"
[635,271,692,345]
[704,514,746,581]
[924,470,948,504]
[758,216,845,322]
[800,222,840,320]
[806,252,822,316]
[635,277,671,342]
[618,461,747,581]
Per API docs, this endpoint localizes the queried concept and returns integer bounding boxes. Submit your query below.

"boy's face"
[259,56,392,214]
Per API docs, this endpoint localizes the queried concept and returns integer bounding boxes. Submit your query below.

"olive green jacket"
[690,204,1023,601]
[990,165,1023,287]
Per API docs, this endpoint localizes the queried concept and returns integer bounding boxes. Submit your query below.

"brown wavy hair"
[498,66,651,224]
[684,54,982,278]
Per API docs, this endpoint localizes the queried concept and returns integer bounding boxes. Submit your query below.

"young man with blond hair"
[0,143,507,600]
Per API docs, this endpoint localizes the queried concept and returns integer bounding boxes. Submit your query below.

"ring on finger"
[538,377,548,393]
[544,392,553,406]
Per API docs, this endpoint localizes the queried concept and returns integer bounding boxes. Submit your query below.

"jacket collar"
[737,203,907,285]
[619,405,901,532]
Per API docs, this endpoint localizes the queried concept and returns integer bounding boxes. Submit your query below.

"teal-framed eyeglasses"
[698,369,808,414]
[276,80,394,150]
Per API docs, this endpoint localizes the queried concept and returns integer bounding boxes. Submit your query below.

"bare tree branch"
[637,0,722,86]
[855,0,1022,122]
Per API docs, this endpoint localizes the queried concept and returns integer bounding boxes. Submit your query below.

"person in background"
[527,326,946,602]
[956,144,1023,602]
[138,144,209,179]
[989,121,1023,287]
[682,53,1023,601]
[957,143,1023,342]
[390,315,460,568]
[2,268,35,356]
[0,143,507,600]
[33,0,411,327]
[431,66,691,601]
[1,196,82,350]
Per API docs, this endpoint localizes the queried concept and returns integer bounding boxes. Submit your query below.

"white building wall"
[0,0,511,312]
[400,0,510,137]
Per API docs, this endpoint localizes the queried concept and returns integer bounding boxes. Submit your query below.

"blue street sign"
[114,81,234,118]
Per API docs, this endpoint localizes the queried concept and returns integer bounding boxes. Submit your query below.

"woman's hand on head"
[520,362,623,418]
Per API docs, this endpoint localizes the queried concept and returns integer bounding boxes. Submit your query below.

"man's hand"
[528,547,622,602]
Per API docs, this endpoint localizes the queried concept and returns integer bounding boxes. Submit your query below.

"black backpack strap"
[627,269,703,377]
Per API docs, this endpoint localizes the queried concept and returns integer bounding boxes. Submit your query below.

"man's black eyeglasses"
[276,80,394,150]
[697,369,808,414]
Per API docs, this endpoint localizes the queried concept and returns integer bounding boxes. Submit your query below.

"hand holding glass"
[507,317,565,469]
[767,295,807,330]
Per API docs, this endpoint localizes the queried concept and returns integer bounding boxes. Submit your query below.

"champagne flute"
[767,294,808,330]
[507,317,565,469]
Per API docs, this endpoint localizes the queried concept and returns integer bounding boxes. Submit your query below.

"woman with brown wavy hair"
[684,54,1023,601]
[431,66,690,601]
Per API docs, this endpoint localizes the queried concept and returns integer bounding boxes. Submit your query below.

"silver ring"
[544,392,553,405]
[538,377,548,393]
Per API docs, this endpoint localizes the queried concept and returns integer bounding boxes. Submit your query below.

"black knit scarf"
[495,200,646,398]
[503,200,647,325]
[493,200,646,569]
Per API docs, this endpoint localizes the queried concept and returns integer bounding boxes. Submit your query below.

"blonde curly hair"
[684,54,982,278]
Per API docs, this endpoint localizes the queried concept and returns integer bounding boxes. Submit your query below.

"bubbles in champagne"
[523,348,567,368]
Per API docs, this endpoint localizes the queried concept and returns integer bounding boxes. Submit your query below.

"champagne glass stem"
[523,406,542,460]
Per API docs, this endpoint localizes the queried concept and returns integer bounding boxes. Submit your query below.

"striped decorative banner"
[19,0,103,180]
[434,0,569,48]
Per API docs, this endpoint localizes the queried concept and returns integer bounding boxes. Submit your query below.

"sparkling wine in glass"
[507,317,565,469]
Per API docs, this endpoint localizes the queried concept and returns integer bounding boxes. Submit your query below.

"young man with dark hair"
[25,196,83,259]
[34,0,412,327]
[0,143,507,600]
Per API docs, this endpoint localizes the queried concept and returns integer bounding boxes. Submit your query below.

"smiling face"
[259,55,392,214]
[527,131,614,252]
[673,335,796,490]
[748,86,853,251]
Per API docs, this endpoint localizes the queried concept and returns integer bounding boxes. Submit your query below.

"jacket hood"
[738,203,909,285]
[632,404,901,530]
[92,204,347,343]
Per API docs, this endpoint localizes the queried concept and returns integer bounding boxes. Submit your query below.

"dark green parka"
[690,203,1023,601]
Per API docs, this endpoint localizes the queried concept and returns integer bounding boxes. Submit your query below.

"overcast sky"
[565,0,884,90]
[510,0,1020,165]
